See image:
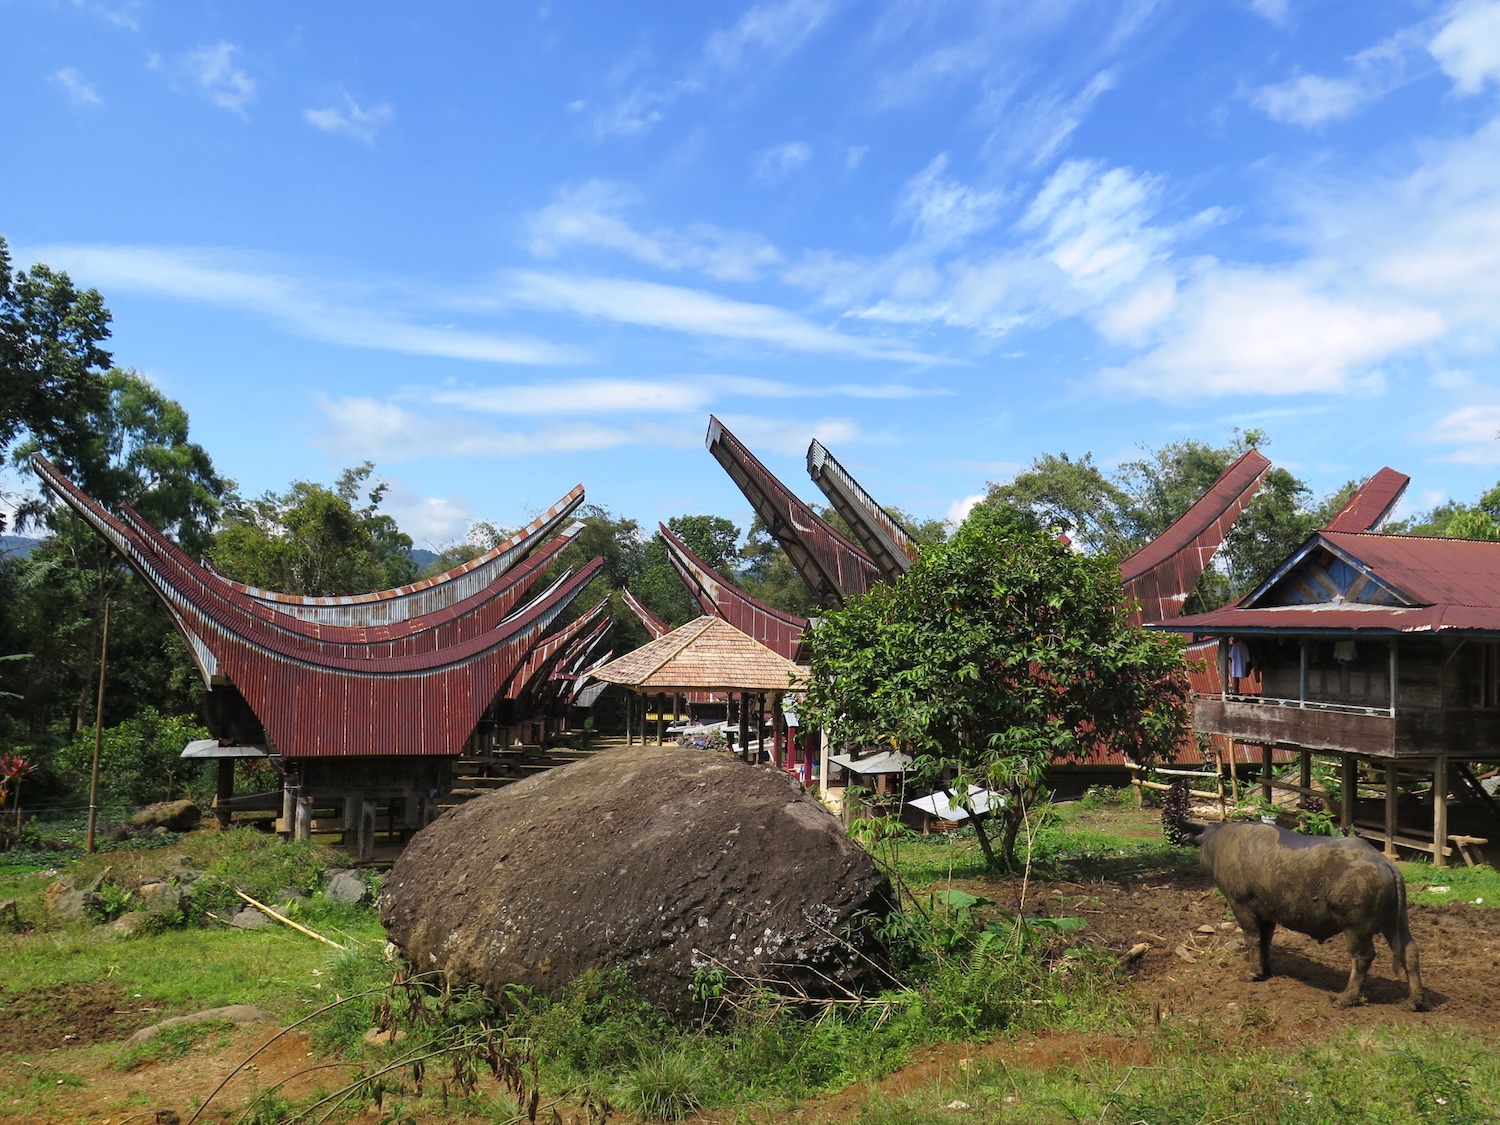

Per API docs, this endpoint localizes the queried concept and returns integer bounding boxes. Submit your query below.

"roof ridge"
[635,616,717,683]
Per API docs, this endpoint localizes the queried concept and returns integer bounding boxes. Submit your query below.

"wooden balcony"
[1192,695,1397,757]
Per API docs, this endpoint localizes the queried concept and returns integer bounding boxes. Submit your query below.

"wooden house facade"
[1155,524,1500,865]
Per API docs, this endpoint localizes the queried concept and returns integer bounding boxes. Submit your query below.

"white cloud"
[593,1,831,138]
[754,141,812,183]
[420,374,943,417]
[373,478,473,546]
[30,244,581,366]
[899,154,1006,250]
[182,42,256,115]
[1253,73,1372,127]
[845,145,869,171]
[981,69,1118,170]
[705,0,835,70]
[52,67,101,106]
[496,269,942,362]
[315,396,697,462]
[946,492,984,524]
[1430,0,1500,94]
[710,412,860,457]
[1248,0,1291,26]
[1420,404,1500,463]
[303,93,393,145]
[526,181,782,281]
[1097,269,1444,399]
[71,0,141,31]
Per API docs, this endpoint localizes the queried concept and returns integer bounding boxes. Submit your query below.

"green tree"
[984,451,1134,555]
[0,236,114,529]
[53,708,210,808]
[802,504,1190,871]
[210,463,417,595]
[6,371,227,762]
[1395,482,1500,540]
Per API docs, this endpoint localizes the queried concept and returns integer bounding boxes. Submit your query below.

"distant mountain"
[410,547,440,571]
[0,535,41,559]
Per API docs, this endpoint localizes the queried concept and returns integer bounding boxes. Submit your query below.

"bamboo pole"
[235,889,345,949]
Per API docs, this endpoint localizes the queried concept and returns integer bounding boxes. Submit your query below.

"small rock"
[231,908,269,930]
[1196,924,1216,935]
[945,1101,971,1111]
[109,911,147,938]
[363,1027,408,1046]
[325,870,369,906]
[1174,944,1197,963]
[1218,921,1236,931]
[139,881,188,916]
[131,800,202,833]
[0,899,21,933]
[123,1005,275,1048]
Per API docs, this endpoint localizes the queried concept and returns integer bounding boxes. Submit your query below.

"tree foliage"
[210,463,417,596]
[802,504,1190,870]
[1394,481,1500,541]
[0,236,114,526]
[982,431,1350,610]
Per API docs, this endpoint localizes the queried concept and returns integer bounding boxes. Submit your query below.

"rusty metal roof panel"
[706,416,881,608]
[805,438,918,581]
[620,587,671,639]
[1322,468,1411,533]
[1320,531,1500,608]
[659,522,809,661]
[213,484,586,625]
[1118,449,1270,624]
[33,455,608,758]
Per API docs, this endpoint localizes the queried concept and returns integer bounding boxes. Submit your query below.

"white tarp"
[828,750,912,775]
[906,785,1000,822]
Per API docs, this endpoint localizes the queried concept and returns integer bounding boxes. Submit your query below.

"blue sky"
[5,0,1500,550]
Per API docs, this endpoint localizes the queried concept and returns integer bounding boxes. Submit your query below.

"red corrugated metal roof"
[659,522,809,661]
[1117,449,1270,623]
[1322,469,1410,533]
[1320,531,1500,609]
[706,415,882,607]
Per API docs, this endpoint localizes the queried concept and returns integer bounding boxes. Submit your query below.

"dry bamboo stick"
[235,888,345,949]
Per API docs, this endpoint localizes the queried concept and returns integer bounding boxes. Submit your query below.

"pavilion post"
[1384,762,1399,859]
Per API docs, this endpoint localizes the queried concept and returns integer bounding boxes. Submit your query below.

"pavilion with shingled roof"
[591,615,808,763]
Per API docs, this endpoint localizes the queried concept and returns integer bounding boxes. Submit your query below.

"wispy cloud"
[593,0,835,138]
[52,67,102,106]
[71,0,141,32]
[181,42,256,116]
[303,93,393,145]
[753,140,812,183]
[494,269,943,362]
[526,181,782,281]
[1420,404,1500,463]
[417,374,943,416]
[30,244,581,366]
[1252,29,1419,126]
[705,0,836,70]
[315,396,699,463]
[1247,0,1291,27]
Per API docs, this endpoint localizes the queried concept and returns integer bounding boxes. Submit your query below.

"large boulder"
[379,746,895,1020]
[130,800,201,833]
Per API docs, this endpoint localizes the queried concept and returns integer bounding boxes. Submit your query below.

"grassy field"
[1,796,1499,1123]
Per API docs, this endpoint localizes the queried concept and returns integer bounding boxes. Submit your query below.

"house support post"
[215,758,234,830]
[1340,754,1357,831]
[1434,755,1450,868]
[1384,763,1399,860]
[1261,744,1273,804]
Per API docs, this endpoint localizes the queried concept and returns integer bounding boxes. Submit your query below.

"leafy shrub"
[53,708,210,807]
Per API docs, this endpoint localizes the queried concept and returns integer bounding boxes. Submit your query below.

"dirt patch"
[0,982,159,1052]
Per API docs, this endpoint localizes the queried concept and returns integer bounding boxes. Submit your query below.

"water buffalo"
[1196,822,1423,1011]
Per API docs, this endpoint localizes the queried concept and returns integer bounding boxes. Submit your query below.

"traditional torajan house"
[33,455,604,860]
[701,416,1277,792]
[1152,474,1500,866]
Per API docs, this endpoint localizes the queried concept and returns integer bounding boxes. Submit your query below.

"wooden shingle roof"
[590,615,809,692]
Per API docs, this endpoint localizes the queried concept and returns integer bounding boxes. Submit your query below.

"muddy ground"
[5,855,1499,1123]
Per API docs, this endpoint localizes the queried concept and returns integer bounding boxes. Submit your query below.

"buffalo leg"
[1232,905,1274,980]
[1389,926,1424,1012]
[1336,933,1376,1008]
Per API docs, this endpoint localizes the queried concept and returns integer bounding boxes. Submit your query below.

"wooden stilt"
[1261,743,1274,803]
[1384,762,1399,859]
[1340,754,1357,831]
[1434,755,1450,868]
[215,758,234,830]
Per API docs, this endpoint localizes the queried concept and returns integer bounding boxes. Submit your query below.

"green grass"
[5,791,1500,1125]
